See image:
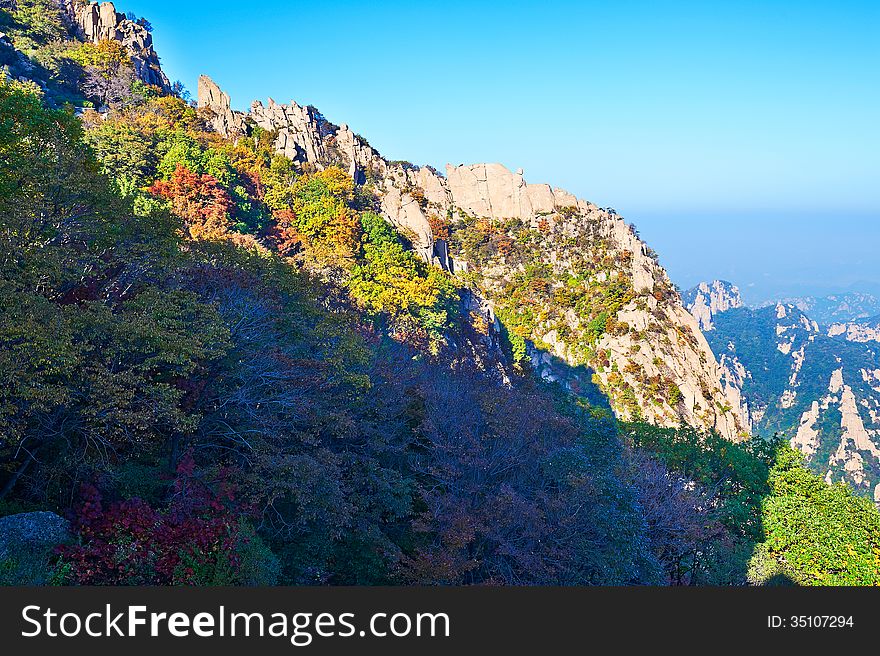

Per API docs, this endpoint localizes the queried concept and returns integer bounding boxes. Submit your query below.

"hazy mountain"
[681,280,743,332]
[762,292,880,327]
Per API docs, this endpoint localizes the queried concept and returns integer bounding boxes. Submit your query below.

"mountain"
[682,280,743,332]
[765,292,880,327]
[197,76,748,439]
[686,288,880,501]
[0,0,749,439]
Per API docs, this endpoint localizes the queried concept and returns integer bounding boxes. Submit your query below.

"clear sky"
[121,0,879,303]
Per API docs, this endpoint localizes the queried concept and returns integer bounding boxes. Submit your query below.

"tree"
[289,167,360,263]
[0,78,121,292]
[750,445,880,586]
[57,454,277,585]
[621,422,775,584]
[349,212,459,350]
[148,163,235,240]
[83,117,155,188]
[0,80,230,505]
[68,40,135,106]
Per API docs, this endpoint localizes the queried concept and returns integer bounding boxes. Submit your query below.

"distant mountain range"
[759,291,880,327]
[687,281,880,501]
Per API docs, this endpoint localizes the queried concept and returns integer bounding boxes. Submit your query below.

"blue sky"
[122,0,879,303]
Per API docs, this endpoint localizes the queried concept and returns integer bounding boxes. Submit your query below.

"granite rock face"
[684,280,744,332]
[197,75,246,137]
[828,317,880,343]
[65,1,170,92]
[445,163,580,221]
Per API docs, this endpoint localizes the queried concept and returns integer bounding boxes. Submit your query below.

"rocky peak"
[197,75,246,137]
[444,163,580,222]
[64,0,170,92]
[684,280,743,331]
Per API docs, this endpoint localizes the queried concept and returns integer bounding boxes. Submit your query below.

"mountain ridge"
[6,0,880,587]
[196,73,749,439]
[3,0,750,439]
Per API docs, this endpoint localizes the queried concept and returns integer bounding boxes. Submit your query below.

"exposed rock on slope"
[64,0,170,92]
[197,74,246,137]
[828,316,880,343]
[683,280,743,331]
[196,75,749,440]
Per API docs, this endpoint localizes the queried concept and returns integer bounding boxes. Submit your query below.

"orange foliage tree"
[265,209,303,257]
[148,164,234,240]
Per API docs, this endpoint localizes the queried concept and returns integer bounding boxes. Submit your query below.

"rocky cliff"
[198,76,749,439]
[64,0,170,92]
[683,280,743,332]
[828,316,880,343]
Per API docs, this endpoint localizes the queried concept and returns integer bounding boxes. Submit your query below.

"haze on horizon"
[121,0,880,303]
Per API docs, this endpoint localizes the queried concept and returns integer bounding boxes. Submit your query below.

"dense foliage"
[58,453,278,585]
[623,423,775,584]
[749,446,880,585]
[626,423,880,585]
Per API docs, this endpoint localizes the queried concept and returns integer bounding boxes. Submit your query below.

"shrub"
[57,455,260,586]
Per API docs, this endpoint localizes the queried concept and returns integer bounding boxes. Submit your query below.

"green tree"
[349,212,459,350]
[68,39,135,105]
[289,167,360,262]
[750,445,880,586]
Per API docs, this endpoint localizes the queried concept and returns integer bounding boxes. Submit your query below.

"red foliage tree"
[427,214,451,242]
[148,164,234,240]
[57,453,243,585]
[265,208,303,257]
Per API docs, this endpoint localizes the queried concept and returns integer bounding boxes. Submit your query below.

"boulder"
[0,511,70,556]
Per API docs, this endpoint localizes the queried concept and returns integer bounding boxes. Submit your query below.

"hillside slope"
[2,0,748,438]
[6,0,880,587]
